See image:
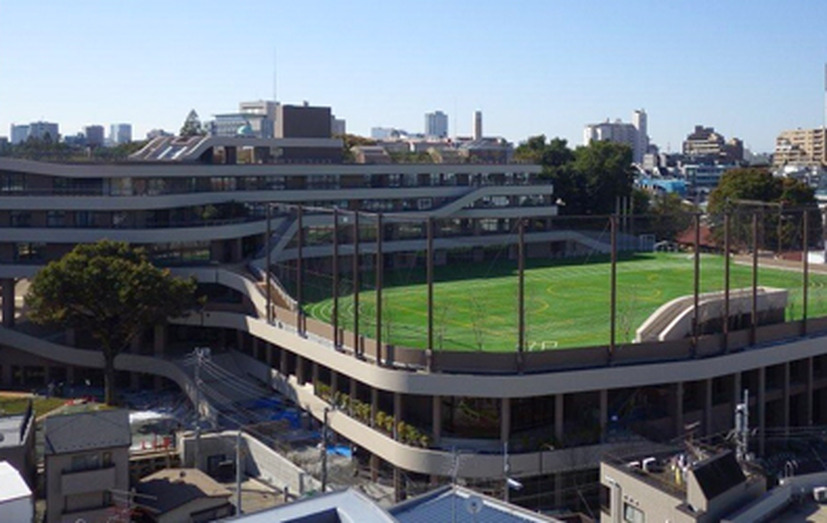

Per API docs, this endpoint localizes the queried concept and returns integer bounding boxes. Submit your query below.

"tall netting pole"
[518,218,525,356]
[297,205,304,334]
[375,213,383,365]
[332,208,339,349]
[693,213,701,353]
[751,211,759,346]
[610,214,617,358]
[427,217,434,355]
[266,202,272,324]
[353,211,361,357]
[803,209,809,335]
[724,212,731,352]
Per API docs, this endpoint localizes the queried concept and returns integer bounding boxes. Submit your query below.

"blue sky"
[1,0,826,152]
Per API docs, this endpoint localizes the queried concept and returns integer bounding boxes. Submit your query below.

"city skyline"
[1,1,826,152]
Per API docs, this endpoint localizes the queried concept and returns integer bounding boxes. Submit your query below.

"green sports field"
[304,253,827,351]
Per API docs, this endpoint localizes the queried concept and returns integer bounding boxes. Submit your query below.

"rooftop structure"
[0,404,35,489]
[774,128,827,168]
[0,461,32,523]
[584,110,649,164]
[136,468,234,522]
[682,125,743,163]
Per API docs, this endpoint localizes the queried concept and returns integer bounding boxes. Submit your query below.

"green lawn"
[0,394,66,417]
[304,253,827,351]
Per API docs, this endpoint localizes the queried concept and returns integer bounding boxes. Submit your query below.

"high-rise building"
[683,125,743,163]
[632,109,649,164]
[331,116,346,136]
[584,110,649,164]
[84,125,105,147]
[473,110,483,141]
[774,128,827,168]
[27,121,59,142]
[425,110,448,138]
[10,125,29,145]
[110,123,132,145]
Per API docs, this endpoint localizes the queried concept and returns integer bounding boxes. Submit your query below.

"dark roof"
[690,451,746,500]
[137,468,231,515]
[44,409,130,455]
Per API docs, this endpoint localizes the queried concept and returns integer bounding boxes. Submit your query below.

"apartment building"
[774,128,827,168]
[44,410,131,523]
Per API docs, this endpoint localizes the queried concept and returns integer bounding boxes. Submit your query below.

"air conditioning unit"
[813,486,827,503]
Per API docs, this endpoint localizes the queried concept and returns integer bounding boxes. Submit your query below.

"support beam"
[427,217,434,354]
[500,398,511,444]
[704,378,713,436]
[265,203,272,324]
[599,389,608,442]
[518,219,526,356]
[393,393,402,442]
[783,362,791,438]
[758,367,766,456]
[803,209,809,334]
[432,396,442,445]
[674,382,684,439]
[2,278,15,328]
[807,357,814,426]
[371,387,378,428]
[555,394,564,444]
[693,213,701,353]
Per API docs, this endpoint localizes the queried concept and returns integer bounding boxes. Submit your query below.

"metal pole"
[297,205,304,334]
[803,209,809,334]
[693,213,700,352]
[376,213,383,364]
[236,428,243,514]
[427,217,434,353]
[518,219,525,354]
[724,213,731,351]
[266,203,272,324]
[353,211,360,356]
[610,215,617,358]
[332,209,339,348]
[194,349,202,469]
[751,212,759,345]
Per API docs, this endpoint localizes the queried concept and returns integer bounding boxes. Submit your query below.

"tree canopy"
[708,168,820,250]
[180,109,206,138]
[25,241,198,404]
[514,136,634,215]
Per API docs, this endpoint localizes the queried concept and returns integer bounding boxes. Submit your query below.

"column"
[704,379,713,436]
[393,466,403,502]
[806,357,814,426]
[554,394,564,444]
[600,389,608,442]
[296,356,305,386]
[733,371,742,408]
[266,343,274,368]
[331,371,339,397]
[370,453,379,482]
[349,379,357,417]
[251,337,260,361]
[371,387,379,428]
[432,396,442,445]
[153,324,166,357]
[674,382,684,438]
[311,362,319,392]
[393,393,402,441]
[2,278,15,328]
[758,367,766,456]
[500,398,511,444]
[279,349,288,377]
[783,362,791,437]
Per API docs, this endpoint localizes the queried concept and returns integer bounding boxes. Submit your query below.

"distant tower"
[425,110,448,138]
[473,110,483,140]
[632,109,649,164]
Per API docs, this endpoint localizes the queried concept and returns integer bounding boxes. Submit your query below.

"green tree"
[708,168,820,250]
[25,241,198,405]
[180,109,206,137]
[648,192,695,241]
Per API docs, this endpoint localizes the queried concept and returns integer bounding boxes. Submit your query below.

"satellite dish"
[465,495,483,514]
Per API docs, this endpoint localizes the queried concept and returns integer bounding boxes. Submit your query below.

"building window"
[14,243,44,261]
[10,211,31,227]
[47,211,66,227]
[69,452,100,473]
[623,503,644,523]
[599,484,611,513]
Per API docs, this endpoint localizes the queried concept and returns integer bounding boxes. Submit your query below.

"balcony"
[61,464,116,495]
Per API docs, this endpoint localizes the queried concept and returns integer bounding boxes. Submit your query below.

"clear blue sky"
[1,0,826,153]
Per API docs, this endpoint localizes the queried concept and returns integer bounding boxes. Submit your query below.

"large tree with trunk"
[25,241,198,405]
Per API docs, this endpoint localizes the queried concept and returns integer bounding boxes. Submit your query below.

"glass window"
[47,211,66,227]
[623,503,644,523]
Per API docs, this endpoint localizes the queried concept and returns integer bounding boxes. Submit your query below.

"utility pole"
[193,347,210,470]
[265,203,272,324]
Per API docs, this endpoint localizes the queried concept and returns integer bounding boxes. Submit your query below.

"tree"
[708,168,820,250]
[648,192,695,241]
[180,109,206,138]
[514,136,634,216]
[25,241,198,405]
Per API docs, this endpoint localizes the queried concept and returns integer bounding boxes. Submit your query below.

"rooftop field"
[304,252,827,351]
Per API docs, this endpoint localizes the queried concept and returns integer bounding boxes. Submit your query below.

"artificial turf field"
[304,252,827,351]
